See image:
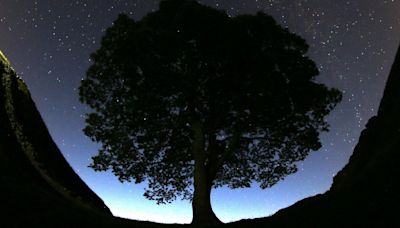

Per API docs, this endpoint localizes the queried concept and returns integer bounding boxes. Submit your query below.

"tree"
[79,0,342,225]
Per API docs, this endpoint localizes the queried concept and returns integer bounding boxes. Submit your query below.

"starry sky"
[1,0,400,224]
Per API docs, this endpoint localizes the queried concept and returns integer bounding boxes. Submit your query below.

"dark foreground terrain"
[1,46,399,227]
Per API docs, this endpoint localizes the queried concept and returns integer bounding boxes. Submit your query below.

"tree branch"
[208,130,241,183]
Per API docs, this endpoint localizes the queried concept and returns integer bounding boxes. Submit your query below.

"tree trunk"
[192,181,220,225]
[191,122,222,226]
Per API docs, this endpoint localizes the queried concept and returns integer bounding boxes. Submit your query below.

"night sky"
[1,0,400,224]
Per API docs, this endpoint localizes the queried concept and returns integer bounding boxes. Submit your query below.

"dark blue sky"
[1,0,399,223]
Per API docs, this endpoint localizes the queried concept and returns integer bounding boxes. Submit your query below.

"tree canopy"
[79,0,341,224]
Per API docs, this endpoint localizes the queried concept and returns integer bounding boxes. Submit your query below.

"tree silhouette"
[79,0,342,225]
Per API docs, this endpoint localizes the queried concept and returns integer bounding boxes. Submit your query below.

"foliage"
[79,0,342,204]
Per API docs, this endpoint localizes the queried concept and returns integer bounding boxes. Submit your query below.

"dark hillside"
[1,50,187,228]
[230,45,400,227]
[1,51,135,227]
[1,50,111,212]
